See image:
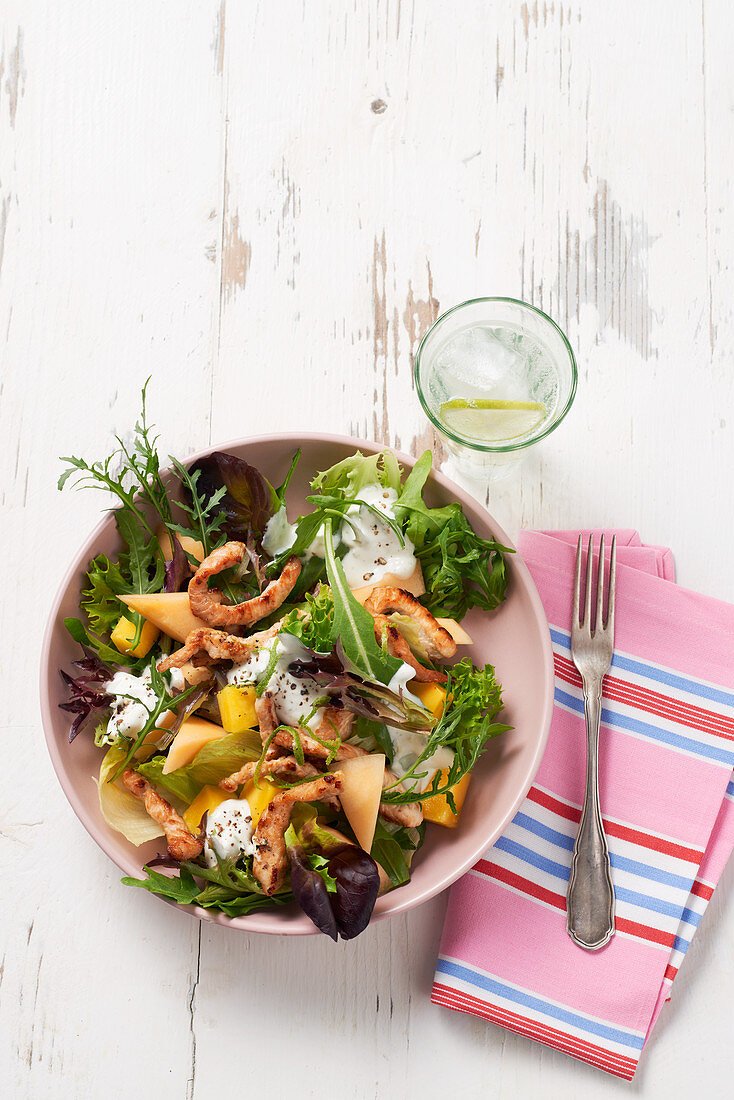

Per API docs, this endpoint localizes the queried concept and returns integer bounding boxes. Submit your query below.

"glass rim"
[414,296,578,453]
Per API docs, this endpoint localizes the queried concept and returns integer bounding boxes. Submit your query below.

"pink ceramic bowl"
[40,433,554,934]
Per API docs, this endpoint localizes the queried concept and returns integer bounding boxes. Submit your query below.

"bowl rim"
[39,431,554,935]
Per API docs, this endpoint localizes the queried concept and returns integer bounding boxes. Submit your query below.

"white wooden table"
[3,2,734,1096]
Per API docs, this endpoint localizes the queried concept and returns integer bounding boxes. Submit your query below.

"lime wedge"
[439,398,547,442]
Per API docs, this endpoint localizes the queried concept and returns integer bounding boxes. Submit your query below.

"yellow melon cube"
[410,682,448,720]
[183,785,230,834]
[218,685,258,733]
[110,615,159,658]
[240,777,280,826]
[422,770,472,828]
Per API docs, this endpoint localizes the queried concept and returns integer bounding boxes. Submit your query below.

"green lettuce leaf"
[322,522,402,686]
[122,865,200,903]
[370,819,425,887]
[311,450,403,495]
[280,583,335,652]
[64,615,138,668]
[137,729,262,804]
[97,744,166,845]
[81,554,129,635]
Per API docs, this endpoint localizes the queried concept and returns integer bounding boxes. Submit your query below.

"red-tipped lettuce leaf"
[186,451,274,541]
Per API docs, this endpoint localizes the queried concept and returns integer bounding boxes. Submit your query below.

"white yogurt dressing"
[262,505,297,558]
[103,667,184,745]
[226,633,326,728]
[308,521,339,559]
[382,659,454,793]
[262,484,416,594]
[386,661,423,705]
[203,798,256,868]
[340,485,417,588]
[262,505,339,561]
[387,728,455,793]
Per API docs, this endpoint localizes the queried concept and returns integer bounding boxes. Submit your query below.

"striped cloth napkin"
[431,529,734,1080]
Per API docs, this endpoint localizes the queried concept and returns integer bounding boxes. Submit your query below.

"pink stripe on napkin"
[432,530,734,1080]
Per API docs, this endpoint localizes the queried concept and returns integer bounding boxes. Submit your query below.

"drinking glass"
[415,297,577,479]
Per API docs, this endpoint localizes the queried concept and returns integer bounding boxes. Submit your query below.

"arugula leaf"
[116,509,166,646]
[80,554,129,635]
[64,616,138,668]
[392,449,512,618]
[311,450,403,495]
[59,380,172,554]
[122,865,200,904]
[322,522,402,687]
[181,855,264,895]
[393,451,457,548]
[116,510,165,595]
[167,458,227,560]
[122,857,294,917]
[417,510,511,620]
[137,729,262,803]
[270,448,302,509]
[380,658,510,804]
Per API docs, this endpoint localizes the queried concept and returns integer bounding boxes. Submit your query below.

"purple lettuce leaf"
[59,650,113,743]
[287,844,338,940]
[328,847,380,940]
[186,451,274,542]
[163,534,189,593]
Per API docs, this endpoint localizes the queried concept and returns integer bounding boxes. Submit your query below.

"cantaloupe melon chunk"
[163,716,226,774]
[335,754,385,852]
[350,561,426,603]
[156,526,205,564]
[435,617,473,645]
[120,592,209,643]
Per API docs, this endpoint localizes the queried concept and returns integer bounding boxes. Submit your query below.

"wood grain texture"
[2,1,734,1096]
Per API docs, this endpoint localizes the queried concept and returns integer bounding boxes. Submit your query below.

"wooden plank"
[0,3,224,1096]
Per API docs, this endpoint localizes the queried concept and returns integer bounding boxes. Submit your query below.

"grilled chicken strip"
[252,773,344,895]
[364,586,457,660]
[377,769,424,828]
[122,769,203,861]
[218,752,321,793]
[188,542,301,628]
[157,627,257,673]
[371,613,447,684]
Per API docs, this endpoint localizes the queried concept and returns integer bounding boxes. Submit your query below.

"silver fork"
[566,533,617,950]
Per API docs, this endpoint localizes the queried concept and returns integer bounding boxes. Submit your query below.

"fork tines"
[573,533,617,637]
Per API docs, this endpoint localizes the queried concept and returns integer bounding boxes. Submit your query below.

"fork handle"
[567,678,615,950]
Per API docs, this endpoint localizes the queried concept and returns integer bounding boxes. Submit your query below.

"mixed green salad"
[58,384,511,939]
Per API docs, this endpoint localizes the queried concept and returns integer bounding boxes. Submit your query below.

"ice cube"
[432,324,530,402]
